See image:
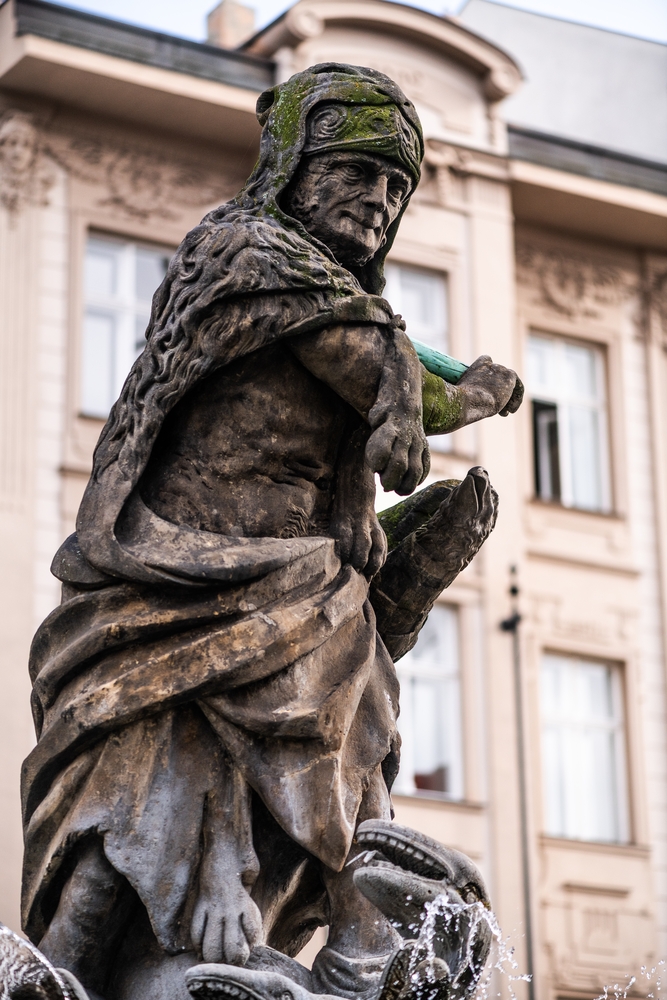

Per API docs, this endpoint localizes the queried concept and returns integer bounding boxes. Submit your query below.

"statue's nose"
[362,174,388,212]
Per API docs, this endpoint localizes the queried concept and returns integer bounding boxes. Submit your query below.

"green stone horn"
[410,338,468,384]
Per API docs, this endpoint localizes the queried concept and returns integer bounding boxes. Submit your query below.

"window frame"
[393,602,465,802]
[78,230,173,420]
[538,651,631,846]
[527,332,613,515]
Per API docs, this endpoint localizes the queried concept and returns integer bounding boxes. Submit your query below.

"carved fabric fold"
[22,539,399,951]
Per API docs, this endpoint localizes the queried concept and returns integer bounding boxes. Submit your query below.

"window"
[541,654,629,843]
[385,262,451,451]
[384,263,449,356]
[81,235,171,418]
[393,604,463,799]
[527,334,611,512]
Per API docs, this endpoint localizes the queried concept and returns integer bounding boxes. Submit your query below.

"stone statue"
[10,64,522,1000]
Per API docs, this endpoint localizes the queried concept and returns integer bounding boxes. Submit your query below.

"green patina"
[378,478,462,552]
[240,63,424,296]
[421,366,463,436]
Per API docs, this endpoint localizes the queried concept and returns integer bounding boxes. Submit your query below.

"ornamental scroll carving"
[0,110,238,221]
[516,242,635,319]
[45,130,237,221]
[0,111,56,216]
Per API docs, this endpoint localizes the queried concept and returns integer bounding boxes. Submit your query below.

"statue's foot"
[351,822,493,999]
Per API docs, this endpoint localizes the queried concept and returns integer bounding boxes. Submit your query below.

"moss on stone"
[421,366,462,436]
[378,479,461,551]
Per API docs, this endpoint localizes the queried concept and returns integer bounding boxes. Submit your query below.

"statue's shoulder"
[180,205,357,297]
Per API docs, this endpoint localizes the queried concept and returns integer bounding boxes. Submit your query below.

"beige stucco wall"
[1,3,667,997]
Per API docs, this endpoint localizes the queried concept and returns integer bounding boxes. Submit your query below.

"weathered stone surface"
[15,63,521,1000]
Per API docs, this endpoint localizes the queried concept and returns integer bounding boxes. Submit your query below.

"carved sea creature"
[353,822,492,1000]
[186,824,492,1000]
[0,923,88,1000]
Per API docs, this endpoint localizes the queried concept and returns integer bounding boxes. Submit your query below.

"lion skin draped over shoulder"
[75,204,397,585]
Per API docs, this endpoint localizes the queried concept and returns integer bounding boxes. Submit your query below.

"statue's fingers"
[191,901,207,957]
[499,374,524,416]
[366,522,388,578]
[396,437,428,496]
[380,439,410,493]
[336,520,354,564]
[350,525,372,573]
[465,354,493,373]
[420,437,431,483]
[222,916,250,967]
[241,903,262,951]
[365,424,396,474]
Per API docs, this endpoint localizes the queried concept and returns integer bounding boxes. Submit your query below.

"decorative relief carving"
[423,141,508,208]
[647,267,667,342]
[45,131,236,221]
[516,242,635,318]
[0,111,56,216]
[0,110,236,222]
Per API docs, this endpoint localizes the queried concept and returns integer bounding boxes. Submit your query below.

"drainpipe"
[501,566,535,1000]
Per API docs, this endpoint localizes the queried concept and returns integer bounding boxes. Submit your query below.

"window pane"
[136,249,169,303]
[82,236,172,417]
[385,263,448,355]
[568,405,602,510]
[85,244,118,300]
[527,336,558,398]
[541,655,628,843]
[565,341,598,399]
[533,400,561,502]
[394,605,463,799]
[135,314,150,354]
[527,334,610,512]
[81,312,115,418]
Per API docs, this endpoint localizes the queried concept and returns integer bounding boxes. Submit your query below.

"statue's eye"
[340,163,365,182]
[387,177,409,202]
[461,883,480,904]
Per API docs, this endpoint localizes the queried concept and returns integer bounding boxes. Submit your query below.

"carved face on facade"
[0,111,55,216]
[284,151,412,267]
[0,113,37,174]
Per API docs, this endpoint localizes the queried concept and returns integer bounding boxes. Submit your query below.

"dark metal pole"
[500,566,535,1000]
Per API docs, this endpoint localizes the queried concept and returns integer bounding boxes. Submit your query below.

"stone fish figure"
[19,64,522,1000]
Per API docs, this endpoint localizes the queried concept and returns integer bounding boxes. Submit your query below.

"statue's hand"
[365,327,430,496]
[332,505,387,578]
[457,354,524,422]
[366,403,430,495]
[191,891,262,966]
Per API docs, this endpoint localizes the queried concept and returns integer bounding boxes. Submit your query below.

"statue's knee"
[63,840,124,917]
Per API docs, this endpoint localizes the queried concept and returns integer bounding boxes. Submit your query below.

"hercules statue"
[9,64,522,1000]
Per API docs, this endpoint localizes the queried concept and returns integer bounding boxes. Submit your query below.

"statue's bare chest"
[139,342,350,537]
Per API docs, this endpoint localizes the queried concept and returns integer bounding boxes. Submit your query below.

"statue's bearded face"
[283,151,412,268]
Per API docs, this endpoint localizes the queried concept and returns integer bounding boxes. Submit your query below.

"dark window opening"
[533,400,561,502]
[414,766,449,794]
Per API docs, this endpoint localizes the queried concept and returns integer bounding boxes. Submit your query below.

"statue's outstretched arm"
[422,355,524,437]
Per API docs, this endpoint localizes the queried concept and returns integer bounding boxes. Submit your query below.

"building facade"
[1,0,666,995]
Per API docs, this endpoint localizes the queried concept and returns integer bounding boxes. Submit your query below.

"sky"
[49,0,667,45]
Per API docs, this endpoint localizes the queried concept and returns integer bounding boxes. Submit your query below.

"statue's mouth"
[355,822,453,881]
[187,977,265,1000]
[353,820,490,914]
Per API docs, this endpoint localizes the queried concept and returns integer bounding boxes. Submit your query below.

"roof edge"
[244,0,523,100]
